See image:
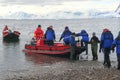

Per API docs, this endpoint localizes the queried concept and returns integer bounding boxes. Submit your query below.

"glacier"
[1,4,120,19]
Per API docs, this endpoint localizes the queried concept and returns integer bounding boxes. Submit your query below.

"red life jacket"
[34,27,44,40]
[3,25,9,37]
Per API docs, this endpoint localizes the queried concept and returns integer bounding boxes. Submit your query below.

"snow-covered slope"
[3,12,38,19]
[1,4,120,19]
[95,4,120,18]
[115,4,120,14]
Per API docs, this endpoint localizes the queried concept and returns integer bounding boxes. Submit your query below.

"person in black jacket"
[90,32,100,60]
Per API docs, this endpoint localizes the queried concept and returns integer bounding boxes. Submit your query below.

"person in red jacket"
[34,25,44,40]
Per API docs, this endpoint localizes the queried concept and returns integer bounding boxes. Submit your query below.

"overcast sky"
[0,0,120,17]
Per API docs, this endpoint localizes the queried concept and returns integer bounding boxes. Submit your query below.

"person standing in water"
[90,32,100,61]
[69,32,77,60]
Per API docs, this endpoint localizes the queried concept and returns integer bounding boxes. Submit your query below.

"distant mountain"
[3,12,38,19]
[39,11,84,19]
[93,4,120,18]
[115,4,120,14]
[1,4,120,19]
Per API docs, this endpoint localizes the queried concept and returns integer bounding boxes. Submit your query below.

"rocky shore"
[1,60,120,80]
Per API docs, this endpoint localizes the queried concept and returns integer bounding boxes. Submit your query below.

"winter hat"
[49,26,53,28]
[103,28,109,33]
[65,26,68,29]
[92,32,96,35]
[38,25,41,27]
[65,26,69,30]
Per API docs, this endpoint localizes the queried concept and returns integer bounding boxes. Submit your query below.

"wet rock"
[1,61,120,80]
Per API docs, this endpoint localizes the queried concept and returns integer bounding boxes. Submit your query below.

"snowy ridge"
[96,4,120,18]
[2,12,38,19]
[1,4,120,19]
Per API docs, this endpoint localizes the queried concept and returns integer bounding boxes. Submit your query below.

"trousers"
[103,48,111,68]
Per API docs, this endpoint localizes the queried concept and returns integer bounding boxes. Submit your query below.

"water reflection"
[25,53,69,65]
[0,18,119,73]
[0,40,28,72]
[2,40,20,46]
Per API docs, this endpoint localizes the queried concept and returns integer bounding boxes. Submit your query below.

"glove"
[111,48,114,53]
[76,40,79,42]
[54,40,56,42]
[99,49,101,53]
[59,40,61,42]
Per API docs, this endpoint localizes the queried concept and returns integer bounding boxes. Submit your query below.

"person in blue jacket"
[76,30,89,55]
[69,32,77,60]
[45,26,56,46]
[59,26,72,45]
[111,31,120,70]
[99,28,114,68]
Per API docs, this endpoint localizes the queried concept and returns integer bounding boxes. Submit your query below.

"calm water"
[0,18,120,73]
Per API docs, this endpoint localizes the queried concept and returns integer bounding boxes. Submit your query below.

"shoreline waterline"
[0,60,119,80]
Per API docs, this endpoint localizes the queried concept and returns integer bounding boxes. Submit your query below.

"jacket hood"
[81,30,86,33]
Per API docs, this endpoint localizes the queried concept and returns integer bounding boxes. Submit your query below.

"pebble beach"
[1,60,120,80]
[0,18,119,80]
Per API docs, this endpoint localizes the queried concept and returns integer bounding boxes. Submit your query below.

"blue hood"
[81,30,86,33]
[65,27,69,31]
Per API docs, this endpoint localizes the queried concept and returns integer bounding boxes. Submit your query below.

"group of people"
[33,24,120,70]
[34,25,55,46]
